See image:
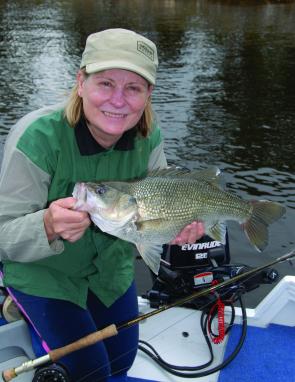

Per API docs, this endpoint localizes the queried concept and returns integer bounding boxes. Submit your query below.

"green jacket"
[0,104,167,308]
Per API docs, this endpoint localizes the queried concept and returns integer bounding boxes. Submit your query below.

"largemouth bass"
[73,168,286,274]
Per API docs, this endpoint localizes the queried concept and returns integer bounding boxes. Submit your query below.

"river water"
[0,0,295,305]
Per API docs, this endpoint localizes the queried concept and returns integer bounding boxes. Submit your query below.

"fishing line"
[75,310,201,382]
[75,290,237,382]
[76,270,270,381]
[77,250,295,381]
[2,250,294,381]
[78,281,247,381]
[135,250,295,377]
[137,296,247,378]
[31,288,237,382]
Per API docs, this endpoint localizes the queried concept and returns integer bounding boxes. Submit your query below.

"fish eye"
[95,185,108,195]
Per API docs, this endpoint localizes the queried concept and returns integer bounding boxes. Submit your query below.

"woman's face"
[77,69,153,143]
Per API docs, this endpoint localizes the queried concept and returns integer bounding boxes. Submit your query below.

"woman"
[0,29,204,381]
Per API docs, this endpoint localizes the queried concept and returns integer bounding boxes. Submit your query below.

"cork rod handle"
[50,324,118,362]
[2,324,118,381]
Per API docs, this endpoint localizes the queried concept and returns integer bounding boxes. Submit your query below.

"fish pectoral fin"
[136,243,163,275]
[136,218,167,231]
[207,221,227,244]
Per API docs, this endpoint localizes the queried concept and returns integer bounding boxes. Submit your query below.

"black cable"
[138,295,247,378]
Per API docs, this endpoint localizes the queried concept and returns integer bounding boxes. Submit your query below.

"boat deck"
[1,276,294,382]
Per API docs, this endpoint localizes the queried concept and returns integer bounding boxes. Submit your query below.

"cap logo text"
[137,41,154,61]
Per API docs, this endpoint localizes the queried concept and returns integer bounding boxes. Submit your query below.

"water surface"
[1,0,295,305]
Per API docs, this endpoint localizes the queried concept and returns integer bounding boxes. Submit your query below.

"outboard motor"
[145,234,278,310]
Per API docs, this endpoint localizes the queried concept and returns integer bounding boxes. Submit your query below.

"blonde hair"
[64,71,155,138]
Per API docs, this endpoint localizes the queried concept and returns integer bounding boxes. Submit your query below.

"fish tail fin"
[243,200,286,251]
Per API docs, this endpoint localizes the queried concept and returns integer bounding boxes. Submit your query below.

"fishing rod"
[2,250,295,382]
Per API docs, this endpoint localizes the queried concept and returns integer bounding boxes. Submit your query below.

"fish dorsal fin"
[189,166,221,182]
[192,166,223,189]
[105,166,222,191]
[147,167,191,178]
[147,166,222,187]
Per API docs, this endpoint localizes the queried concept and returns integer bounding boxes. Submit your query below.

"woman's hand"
[44,197,91,243]
[170,221,205,245]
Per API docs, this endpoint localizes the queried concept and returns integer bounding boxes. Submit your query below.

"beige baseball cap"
[80,28,158,85]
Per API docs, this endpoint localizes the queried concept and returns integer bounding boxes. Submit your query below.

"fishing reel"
[32,364,70,382]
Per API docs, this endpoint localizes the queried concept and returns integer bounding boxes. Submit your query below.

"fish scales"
[129,177,251,223]
[73,167,286,274]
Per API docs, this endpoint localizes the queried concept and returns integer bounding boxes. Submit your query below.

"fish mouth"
[73,183,87,211]
[73,183,102,213]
